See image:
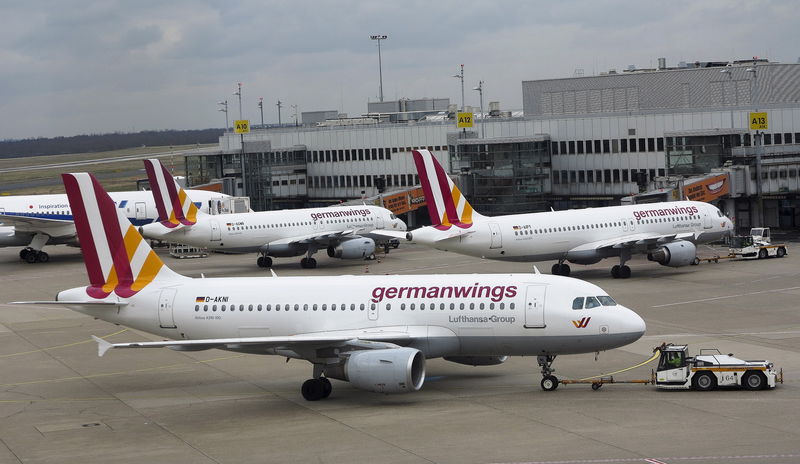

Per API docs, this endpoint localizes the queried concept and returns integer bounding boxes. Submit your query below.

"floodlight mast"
[370,35,388,102]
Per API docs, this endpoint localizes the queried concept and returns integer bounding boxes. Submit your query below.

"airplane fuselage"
[411,201,732,262]
[0,190,226,246]
[141,205,406,254]
[58,273,646,358]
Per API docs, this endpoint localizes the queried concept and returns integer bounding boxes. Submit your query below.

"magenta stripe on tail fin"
[412,150,443,226]
[143,159,173,227]
[62,174,109,298]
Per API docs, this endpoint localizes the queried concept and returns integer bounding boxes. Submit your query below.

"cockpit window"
[390,214,397,219]
[717,210,723,217]
[597,296,617,306]
[572,297,584,310]
[584,296,601,309]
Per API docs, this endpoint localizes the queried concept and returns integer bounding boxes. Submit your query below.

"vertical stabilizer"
[143,159,199,228]
[62,173,182,298]
[412,149,478,229]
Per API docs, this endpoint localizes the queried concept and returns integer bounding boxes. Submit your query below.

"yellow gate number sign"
[234,119,250,134]
[749,112,768,131]
[457,112,474,128]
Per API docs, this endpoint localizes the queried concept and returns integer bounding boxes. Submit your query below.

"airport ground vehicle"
[729,227,787,259]
[655,344,781,391]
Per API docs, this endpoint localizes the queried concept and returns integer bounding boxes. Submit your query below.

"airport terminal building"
[186,59,800,230]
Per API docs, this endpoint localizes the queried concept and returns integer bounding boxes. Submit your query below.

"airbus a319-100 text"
[398,150,733,279]
[15,172,646,400]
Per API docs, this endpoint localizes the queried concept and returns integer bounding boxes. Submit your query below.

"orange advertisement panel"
[382,188,426,215]
[683,174,729,202]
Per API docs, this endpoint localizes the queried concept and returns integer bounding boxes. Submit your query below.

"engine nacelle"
[327,237,375,259]
[261,243,306,257]
[326,347,425,394]
[444,355,509,366]
[647,240,697,267]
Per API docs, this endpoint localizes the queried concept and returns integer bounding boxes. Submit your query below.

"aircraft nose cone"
[621,307,646,341]
[398,219,408,231]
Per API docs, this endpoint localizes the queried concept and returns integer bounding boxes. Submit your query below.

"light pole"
[291,104,298,127]
[276,100,283,125]
[258,97,264,127]
[453,64,465,111]
[370,35,388,102]
[217,100,229,131]
[746,65,764,227]
[233,82,243,120]
[473,80,484,138]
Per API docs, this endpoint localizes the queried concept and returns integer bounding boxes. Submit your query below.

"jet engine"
[647,240,697,267]
[444,355,509,366]
[325,347,425,394]
[327,238,376,259]
[261,243,306,257]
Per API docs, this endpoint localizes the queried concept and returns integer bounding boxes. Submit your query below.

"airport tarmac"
[0,242,798,464]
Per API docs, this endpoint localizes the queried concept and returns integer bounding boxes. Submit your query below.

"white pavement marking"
[651,286,800,307]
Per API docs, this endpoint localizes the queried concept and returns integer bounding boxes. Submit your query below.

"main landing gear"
[551,261,570,276]
[611,250,632,279]
[301,377,333,401]
[256,254,273,268]
[19,247,49,264]
[538,355,559,391]
[300,257,317,269]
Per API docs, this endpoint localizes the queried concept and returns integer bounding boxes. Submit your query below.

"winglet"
[92,335,113,357]
[411,149,479,230]
[143,159,199,228]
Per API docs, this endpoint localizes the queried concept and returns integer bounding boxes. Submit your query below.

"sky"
[1,0,798,140]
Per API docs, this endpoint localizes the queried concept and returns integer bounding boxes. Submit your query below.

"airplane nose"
[398,219,408,231]
[621,307,646,341]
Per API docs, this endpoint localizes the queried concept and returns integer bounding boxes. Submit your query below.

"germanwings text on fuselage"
[371,284,517,303]
[632,205,699,221]
[310,209,372,221]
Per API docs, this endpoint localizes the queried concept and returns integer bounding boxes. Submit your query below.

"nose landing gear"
[538,355,559,391]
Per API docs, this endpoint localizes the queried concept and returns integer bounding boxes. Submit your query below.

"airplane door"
[376,217,385,229]
[621,218,628,232]
[489,223,502,249]
[135,202,146,220]
[703,210,712,229]
[210,220,221,241]
[368,301,378,321]
[158,288,178,329]
[523,285,546,328]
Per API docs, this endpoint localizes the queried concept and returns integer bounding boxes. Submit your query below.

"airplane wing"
[568,231,701,253]
[90,326,440,357]
[368,229,407,240]
[431,228,476,243]
[0,213,74,230]
[265,229,366,247]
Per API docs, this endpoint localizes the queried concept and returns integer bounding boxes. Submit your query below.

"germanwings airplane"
[0,188,226,263]
[16,172,645,400]
[401,150,733,279]
[139,159,406,268]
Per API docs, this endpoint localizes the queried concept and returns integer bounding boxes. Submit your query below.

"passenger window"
[499,303,505,309]
[401,303,406,310]
[479,303,485,310]
[303,304,309,311]
[360,304,365,311]
[410,303,415,310]
[247,305,252,312]
[450,303,455,310]
[195,305,199,312]
[420,303,425,310]
[598,296,617,306]
[459,303,465,310]
[386,303,391,310]
[212,305,217,312]
[221,305,226,312]
[572,297,585,310]
[256,305,261,311]
[204,305,209,312]
[294,304,299,311]
[322,304,327,311]
[510,303,515,310]
[584,297,601,309]
[312,304,317,311]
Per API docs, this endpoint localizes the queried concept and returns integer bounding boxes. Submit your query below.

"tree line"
[0,129,225,158]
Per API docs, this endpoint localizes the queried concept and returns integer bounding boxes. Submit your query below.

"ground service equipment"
[655,344,782,391]
[729,227,787,259]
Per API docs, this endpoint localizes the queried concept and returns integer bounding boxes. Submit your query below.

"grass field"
[0,144,213,195]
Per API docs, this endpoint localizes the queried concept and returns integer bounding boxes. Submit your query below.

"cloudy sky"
[1,0,797,140]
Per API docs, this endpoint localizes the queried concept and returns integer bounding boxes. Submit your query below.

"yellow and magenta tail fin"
[143,159,199,228]
[412,149,479,229]
[62,173,182,299]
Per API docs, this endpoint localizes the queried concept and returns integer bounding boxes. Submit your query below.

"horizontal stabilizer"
[11,300,126,306]
[91,335,114,357]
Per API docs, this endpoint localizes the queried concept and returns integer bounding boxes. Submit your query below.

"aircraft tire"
[263,256,273,268]
[551,264,560,275]
[619,265,631,279]
[541,375,559,391]
[257,257,265,267]
[19,248,31,260]
[301,378,325,401]
[321,377,332,398]
[25,252,38,264]
[37,252,49,263]
[611,265,620,278]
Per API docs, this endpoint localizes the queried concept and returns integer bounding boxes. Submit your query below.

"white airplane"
[0,188,226,263]
[139,159,407,269]
[400,150,734,279]
[16,172,646,400]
